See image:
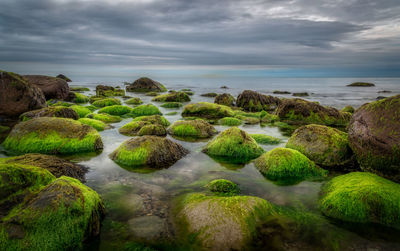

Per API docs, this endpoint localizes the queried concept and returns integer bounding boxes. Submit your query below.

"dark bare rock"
[201,93,218,97]
[220,85,229,89]
[24,75,69,100]
[236,90,280,112]
[214,93,235,106]
[19,106,79,121]
[376,96,386,100]
[378,90,391,93]
[292,92,309,97]
[56,74,71,82]
[273,90,291,94]
[348,95,400,181]
[0,71,47,119]
[126,77,167,92]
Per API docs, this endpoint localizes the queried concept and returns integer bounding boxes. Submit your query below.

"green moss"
[125,97,143,105]
[85,113,122,123]
[119,115,169,136]
[254,147,327,185]
[168,120,217,138]
[182,102,234,119]
[100,89,125,97]
[132,115,170,126]
[183,91,194,96]
[85,105,98,112]
[70,87,90,92]
[165,111,178,115]
[92,98,121,107]
[260,112,279,123]
[110,140,151,166]
[70,92,89,103]
[161,102,183,108]
[152,92,191,102]
[218,117,242,126]
[319,172,400,229]
[69,105,92,118]
[128,104,162,118]
[99,105,132,116]
[138,124,166,136]
[2,117,103,155]
[206,179,240,196]
[341,105,355,113]
[202,127,264,163]
[145,92,159,96]
[250,134,281,145]
[47,100,73,107]
[78,118,108,131]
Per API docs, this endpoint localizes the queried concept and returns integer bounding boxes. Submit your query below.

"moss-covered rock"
[19,106,79,121]
[237,90,280,112]
[202,127,264,163]
[132,115,170,126]
[126,77,167,92]
[85,113,122,123]
[201,92,218,97]
[69,105,92,118]
[182,102,234,120]
[137,124,166,136]
[167,119,217,138]
[341,105,355,113]
[152,91,190,102]
[319,172,400,229]
[275,98,351,126]
[119,115,169,136]
[47,99,73,107]
[0,166,104,251]
[214,93,235,106]
[68,92,89,103]
[125,97,143,105]
[96,85,125,97]
[2,117,103,155]
[92,98,121,107]
[69,86,89,92]
[286,124,353,168]
[348,95,400,181]
[206,179,239,196]
[109,136,188,168]
[218,117,242,126]
[165,111,178,116]
[128,104,162,118]
[99,105,132,116]
[145,91,159,96]
[160,102,183,108]
[347,82,375,87]
[0,153,88,182]
[255,147,327,185]
[250,134,281,145]
[78,118,109,131]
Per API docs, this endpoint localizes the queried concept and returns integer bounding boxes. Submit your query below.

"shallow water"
[2,78,400,250]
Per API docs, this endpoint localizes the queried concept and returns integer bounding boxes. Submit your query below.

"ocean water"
[2,77,400,250]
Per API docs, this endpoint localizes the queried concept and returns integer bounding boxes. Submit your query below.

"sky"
[0,0,399,78]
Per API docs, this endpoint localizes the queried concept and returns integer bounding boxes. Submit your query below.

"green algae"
[160,102,183,108]
[85,113,122,123]
[128,104,162,118]
[92,98,121,107]
[182,102,234,120]
[206,179,240,196]
[152,92,191,102]
[218,117,242,126]
[132,115,170,126]
[250,134,281,145]
[137,124,166,136]
[70,92,90,103]
[69,86,89,92]
[168,119,217,138]
[341,105,355,113]
[69,105,92,118]
[78,118,108,131]
[125,97,143,105]
[99,105,132,116]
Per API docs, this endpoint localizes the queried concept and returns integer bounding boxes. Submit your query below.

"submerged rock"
[110,136,188,168]
[19,106,79,121]
[56,74,71,82]
[0,71,47,119]
[348,95,400,181]
[182,102,234,120]
[214,93,235,106]
[201,92,218,97]
[167,119,217,138]
[292,92,309,97]
[152,91,190,102]
[2,117,103,155]
[347,82,375,87]
[236,90,280,112]
[286,124,353,169]
[126,77,167,92]
[202,127,264,163]
[24,75,69,100]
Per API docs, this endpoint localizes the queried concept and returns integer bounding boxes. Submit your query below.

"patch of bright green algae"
[152,91,191,102]
[218,117,242,126]
[254,147,328,185]
[250,134,281,145]
[86,113,122,123]
[78,118,108,131]
[69,105,92,118]
[70,92,90,103]
[92,98,121,107]
[182,102,234,119]
[319,172,400,229]
[99,105,132,116]
[160,102,183,108]
[206,179,240,196]
[125,97,143,105]
[128,104,162,118]
[119,115,170,136]
[168,119,216,139]
[2,117,103,155]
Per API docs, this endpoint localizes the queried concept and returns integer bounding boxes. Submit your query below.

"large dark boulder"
[214,93,235,106]
[348,95,400,181]
[24,75,69,100]
[56,74,71,82]
[0,71,47,119]
[19,106,79,121]
[126,77,167,92]
[236,90,279,112]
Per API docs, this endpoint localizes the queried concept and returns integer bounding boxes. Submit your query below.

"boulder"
[85,113,122,123]
[119,115,170,136]
[250,134,280,145]
[95,85,124,97]
[236,90,280,112]
[206,179,240,196]
[182,102,234,120]
[126,77,167,92]
[347,82,375,87]
[275,98,351,126]
[152,91,190,102]
[214,93,235,106]
[24,75,69,100]
[110,136,188,168]
[78,118,109,131]
[348,95,400,181]
[2,117,103,155]
[92,98,121,107]
[0,71,47,119]
[167,119,217,138]
[286,124,353,169]
[218,117,242,126]
[56,74,72,82]
[19,106,79,121]
[125,97,143,105]
[200,93,218,97]
[129,104,162,118]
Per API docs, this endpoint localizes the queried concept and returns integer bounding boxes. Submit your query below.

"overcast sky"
[0,0,399,78]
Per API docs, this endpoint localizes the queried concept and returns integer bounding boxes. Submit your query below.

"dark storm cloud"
[0,0,399,73]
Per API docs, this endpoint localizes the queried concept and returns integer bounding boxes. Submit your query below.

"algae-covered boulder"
[214,93,235,106]
[98,105,132,116]
[56,74,71,82]
[286,124,353,168]
[202,127,264,163]
[96,85,125,97]
[218,117,242,126]
[160,102,183,108]
[275,98,351,126]
[125,97,143,105]
[92,98,121,107]
[182,102,234,120]
[319,172,400,229]
[250,134,280,145]
[152,91,190,102]
[255,147,327,185]
[19,106,79,121]
[348,95,400,181]
[69,105,92,118]
[110,136,188,168]
[0,153,88,182]
[129,104,162,117]
[67,91,90,103]
[347,82,375,87]
[119,115,169,136]
[85,113,122,123]
[0,71,47,119]
[167,120,217,138]
[206,179,239,196]
[126,77,167,92]
[2,117,103,154]
[78,118,109,131]
[0,164,104,251]
[236,90,280,112]
[341,105,355,113]
[131,115,170,126]
[24,75,70,100]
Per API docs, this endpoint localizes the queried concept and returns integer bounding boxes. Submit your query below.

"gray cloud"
[0,0,399,76]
